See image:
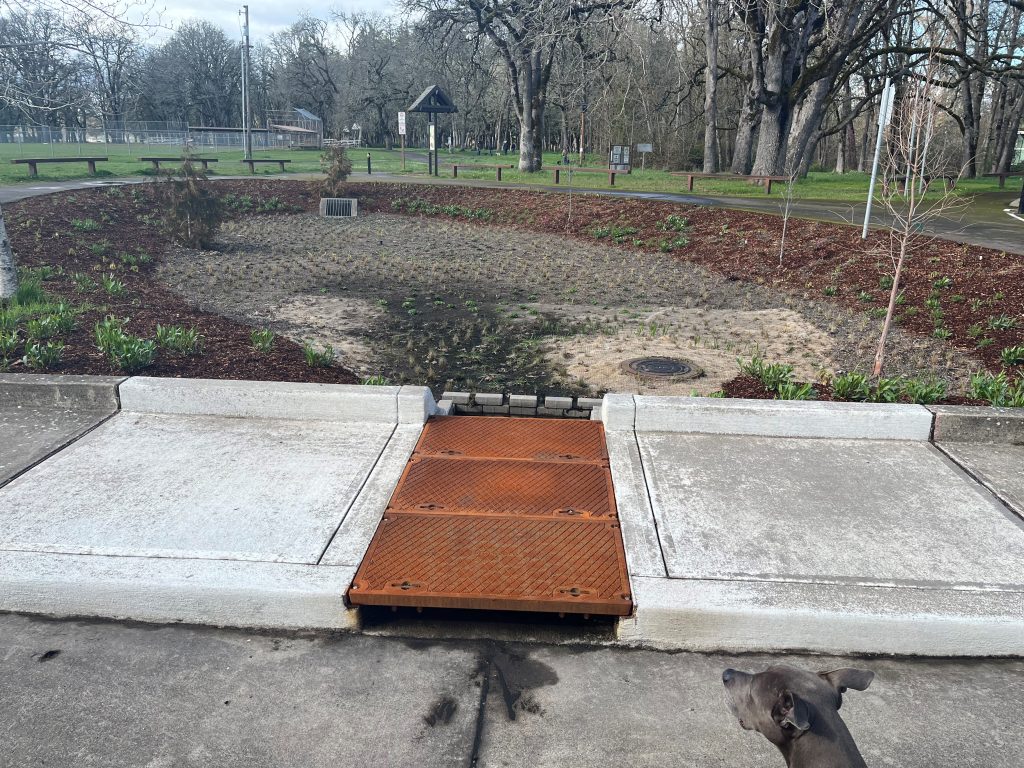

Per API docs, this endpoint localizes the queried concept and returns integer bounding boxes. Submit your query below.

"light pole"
[579,98,587,166]
[240,5,252,161]
[863,79,895,240]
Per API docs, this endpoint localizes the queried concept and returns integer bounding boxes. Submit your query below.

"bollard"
[367,153,372,175]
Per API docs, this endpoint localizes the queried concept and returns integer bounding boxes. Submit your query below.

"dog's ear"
[772,689,810,736]
[819,668,874,694]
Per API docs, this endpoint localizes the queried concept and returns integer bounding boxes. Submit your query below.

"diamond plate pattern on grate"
[390,457,614,518]
[348,513,632,615]
[347,416,633,616]
[416,416,608,462]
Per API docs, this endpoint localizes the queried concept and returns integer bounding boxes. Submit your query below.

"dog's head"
[722,664,874,747]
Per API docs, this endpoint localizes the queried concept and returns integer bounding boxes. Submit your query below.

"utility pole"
[240,5,252,162]
[578,99,587,166]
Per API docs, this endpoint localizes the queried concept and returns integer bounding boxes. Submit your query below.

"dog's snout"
[722,668,736,685]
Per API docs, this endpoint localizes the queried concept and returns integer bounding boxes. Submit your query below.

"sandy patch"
[266,294,381,375]
[541,307,832,395]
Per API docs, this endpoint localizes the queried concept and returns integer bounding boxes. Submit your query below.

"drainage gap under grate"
[621,356,703,380]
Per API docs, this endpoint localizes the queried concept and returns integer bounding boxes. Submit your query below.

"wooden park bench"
[671,171,791,195]
[139,156,218,172]
[551,166,628,186]
[241,158,292,174]
[982,171,1021,188]
[11,156,108,177]
[448,163,515,181]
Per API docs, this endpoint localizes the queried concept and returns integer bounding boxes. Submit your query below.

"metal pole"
[579,111,585,166]
[863,78,893,240]
[1018,174,1024,215]
[241,5,252,162]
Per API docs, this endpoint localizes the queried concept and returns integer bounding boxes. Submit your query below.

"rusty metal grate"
[349,513,632,615]
[347,416,633,616]
[390,457,614,518]
[416,416,608,462]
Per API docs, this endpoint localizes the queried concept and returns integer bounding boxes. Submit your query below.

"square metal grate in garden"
[319,198,358,217]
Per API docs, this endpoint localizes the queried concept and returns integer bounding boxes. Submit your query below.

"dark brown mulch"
[5,180,356,383]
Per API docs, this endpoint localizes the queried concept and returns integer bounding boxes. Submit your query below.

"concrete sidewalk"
[2,612,1022,768]
[1,374,1022,657]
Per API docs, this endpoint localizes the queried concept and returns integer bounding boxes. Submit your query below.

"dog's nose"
[722,668,735,684]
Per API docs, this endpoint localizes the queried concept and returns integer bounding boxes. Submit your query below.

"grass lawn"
[0,142,1016,202]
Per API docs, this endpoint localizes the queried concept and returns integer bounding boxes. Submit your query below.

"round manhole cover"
[621,356,703,380]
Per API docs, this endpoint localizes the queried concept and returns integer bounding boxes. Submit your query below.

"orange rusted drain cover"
[347,416,633,616]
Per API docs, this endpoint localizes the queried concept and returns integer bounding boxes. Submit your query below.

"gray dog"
[722,663,874,768]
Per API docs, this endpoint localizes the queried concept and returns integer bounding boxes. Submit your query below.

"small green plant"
[71,218,100,231]
[71,272,98,292]
[156,155,222,247]
[902,378,947,405]
[361,375,391,386]
[12,276,46,305]
[94,315,126,354]
[967,323,984,338]
[88,241,110,257]
[109,335,157,373]
[933,276,953,289]
[871,377,904,403]
[21,341,64,370]
[775,381,817,401]
[858,290,873,303]
[738,355,794,393]
[1000,345,1024,367]
[932,327,952,339]
[321,145,353,196]
[102,273,125,296]
[879,275,893,290]
[0,329,19,357]
[302,341,335,367]
[658,214,690,233]
[969,371,1024,407]
[155,324,204,354]
[987,314,1019,331]
[591,224,639,243]
[831,372,871,401]
[251,328,275,353]
[823,286,838,297]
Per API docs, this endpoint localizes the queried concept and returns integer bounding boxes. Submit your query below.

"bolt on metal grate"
[319,197,358,217]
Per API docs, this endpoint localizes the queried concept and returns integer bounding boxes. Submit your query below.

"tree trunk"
[785,78,831,176]
[516,49,545,172]
[702,0,720,173]
[731,92,759,174]
[0,205,17,301]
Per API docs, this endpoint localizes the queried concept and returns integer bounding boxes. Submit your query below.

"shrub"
[251,327,275,353]
[321,145,353,197]
[155,155,221,247]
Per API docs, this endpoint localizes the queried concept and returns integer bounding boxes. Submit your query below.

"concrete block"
[509,394,538,408]
[601,394,635,431]
[482,405,510,415]
[453,404,483,415]
[1,406,115,487]
[617,577,1024,656]
[0,372,124,410]
[929,405,1024,443]
[565,409,589,419]
[435,399,453,416]
[441,391,472,405]
[0,551,358,631]
[536,407,564,417]
[544,396,573,410]
[474,392,504,406]
[937,441,1024,521]
[633,396,933,440]
[119,377,403,423]
[398,385,437,424]
[576,397,604,410]
[510,407,538,416]
[590,408,602,421]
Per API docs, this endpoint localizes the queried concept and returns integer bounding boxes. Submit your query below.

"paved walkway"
[1,375,1022,657]
[2,613,1022,768]
[2,172,1021,255]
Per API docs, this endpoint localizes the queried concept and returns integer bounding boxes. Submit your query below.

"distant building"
[265,108,323,150]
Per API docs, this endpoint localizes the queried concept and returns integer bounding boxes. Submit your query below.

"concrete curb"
[118,377,436,424]
[929,404,1024,443]
[0,372,124,410]
[618,577,1024,656]
[0,551,358,631]
[608,395,935,440]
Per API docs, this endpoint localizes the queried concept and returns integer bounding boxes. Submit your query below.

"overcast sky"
[158,0,396,42]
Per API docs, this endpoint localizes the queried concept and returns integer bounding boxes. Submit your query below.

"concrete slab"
[632,396,933,440]
[930,404,1024,443]
[937,441,1024,521]
[0,412,396,563]
[0,551,358,630]
[619,577,1024,656]
[636,433,1024,588]
[604,430,666,578]
[0,615,481,767]
[0,373,123,485]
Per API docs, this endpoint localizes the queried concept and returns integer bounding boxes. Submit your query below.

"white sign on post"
[428,124,436,151]
[636,143,653,153]
[397,111,406,136]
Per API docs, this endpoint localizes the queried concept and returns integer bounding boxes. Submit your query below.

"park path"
[0,171,1020,255]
